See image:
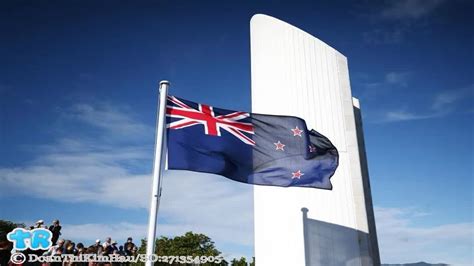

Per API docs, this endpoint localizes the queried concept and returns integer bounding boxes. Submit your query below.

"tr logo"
[7,228,53,250]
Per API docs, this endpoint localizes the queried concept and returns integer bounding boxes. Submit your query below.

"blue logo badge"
[7,228,53,250]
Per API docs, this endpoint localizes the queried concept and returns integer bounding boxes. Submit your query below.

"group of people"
[14,219,138,266]
[44,236,138,258]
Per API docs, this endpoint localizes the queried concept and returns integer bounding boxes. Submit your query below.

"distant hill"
[382,262,448,266]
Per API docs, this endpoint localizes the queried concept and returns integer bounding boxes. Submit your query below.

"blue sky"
[1,0,472,264]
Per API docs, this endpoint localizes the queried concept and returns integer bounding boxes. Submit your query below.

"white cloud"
[356,71,411,100]
[363,0,445,45]
[382,110,438,122]
[385,71,410,86]
[65,102,153,140]
[0,140,152,208]
[0,100,155,208]
[432,84,474,111]
[376,84,473,122]
[375,206,473,265]
[379,0,446,20]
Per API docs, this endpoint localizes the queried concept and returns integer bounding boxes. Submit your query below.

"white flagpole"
[145,80,169,266]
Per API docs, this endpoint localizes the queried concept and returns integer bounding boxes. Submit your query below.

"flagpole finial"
[159,80,170,93]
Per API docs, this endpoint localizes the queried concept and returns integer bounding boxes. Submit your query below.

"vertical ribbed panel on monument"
[250,14,380,266]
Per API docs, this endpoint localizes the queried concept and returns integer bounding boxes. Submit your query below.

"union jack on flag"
[166,95,255,145]
[166,95,339,189]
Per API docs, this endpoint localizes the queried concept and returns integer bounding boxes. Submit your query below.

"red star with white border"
[291,170,304,179]
[274,141,285,151]
[291,126,303,137]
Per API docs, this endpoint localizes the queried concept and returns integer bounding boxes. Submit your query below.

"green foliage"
[230,257,247,266]
[158,232,220,257]
[134,231,223,266]
[229,256,255,266]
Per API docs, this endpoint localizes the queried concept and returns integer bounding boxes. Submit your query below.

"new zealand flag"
[166,95,339,189]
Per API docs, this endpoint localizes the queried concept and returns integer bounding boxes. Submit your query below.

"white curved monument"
[251,14,380,266]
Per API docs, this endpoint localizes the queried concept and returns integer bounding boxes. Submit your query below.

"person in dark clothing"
[123,237,136,256]
[110,241,119,253]
[48,220,62,245]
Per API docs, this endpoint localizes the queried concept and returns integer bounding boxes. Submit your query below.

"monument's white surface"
[251,14,380,266]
